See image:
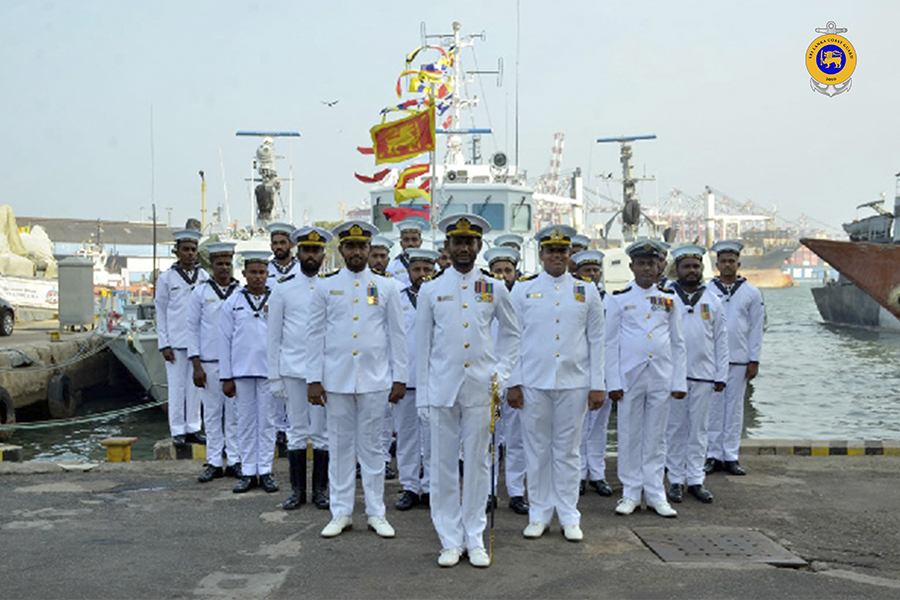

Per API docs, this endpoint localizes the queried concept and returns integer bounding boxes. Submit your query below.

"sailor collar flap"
[208,278,239,301]
[173,264,200,287]
[712,276,746,300]
[241,288,271,317]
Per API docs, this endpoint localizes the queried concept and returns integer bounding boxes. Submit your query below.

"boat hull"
[104,330,168,403]
[810,278,900,332]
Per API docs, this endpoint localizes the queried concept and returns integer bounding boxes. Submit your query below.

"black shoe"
[703,458,723,474]
[485,494,498,514]
[172,434,187,447]
[283,449,307,510]
[579,480,586,496]
[312,449,330,510]
[395,490,419,511]
[687,484,714,503]
[667,483,684,504]
[723,461,746,476]
[259,473,279,493]
[591,479,613,497]
[185,431,206,445]
[384,462,397,480]
[198,464,223,483]
[233,476,257,494]
[224,463,241,478]
[282,490,305,510]
[420,493,430,508]
[508,496,529,515]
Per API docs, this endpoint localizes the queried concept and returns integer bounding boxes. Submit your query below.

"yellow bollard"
[101,437,138,462]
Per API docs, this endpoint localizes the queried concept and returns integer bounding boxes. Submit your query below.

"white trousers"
[430,379,491,552]
[234,378,275,476]
[327,391,388,519]
[521,387,588,526]
[381,403,394,462]
[273,389,289,433]
[666,380,714,486]
[198,362,238,467]
[499,401,526,497]
[165,348,202,436]
[284,377,328,451]
[395,390,431,494]
[617,378,671,505]
[707,365,748,462]
[580,398,612,481]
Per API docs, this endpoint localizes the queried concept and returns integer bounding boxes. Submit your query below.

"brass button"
[555,318,560,323]
[462,284,468,289]
[353,298,359,303]
[353,315,359,321]
[463,322,468,328]
[647,333,653,339]
[464,343,470,348]
[555,334,560,340]
[555,285,559,291]
[354,281,360,287]
[555,352,560,357]
[353,333,358,338]
[647,314,651,319]
[555,301,560,306]
[353,351,359,356]
[464,362,470,368]
[648,353,653,359]
[463,303,468,309]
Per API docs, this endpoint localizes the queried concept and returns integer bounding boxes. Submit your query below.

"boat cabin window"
[472,203,504,231]
[372,197,393,232]
[437,203,469,219]
[510,202,531,232]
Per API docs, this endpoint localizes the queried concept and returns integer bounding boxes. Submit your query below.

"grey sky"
[1,1,896,235]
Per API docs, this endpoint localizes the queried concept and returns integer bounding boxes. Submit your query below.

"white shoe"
[562,524,583,542]
[438,547,462,567]
[648,501,678,518]
[320,515,352,537]
[367,515,395,538]
[468,546,491,568]
[523,522,547,539]
[615,498,639,515]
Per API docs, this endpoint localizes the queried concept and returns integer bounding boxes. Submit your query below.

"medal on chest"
[574,283,586,303]
[474,278,494,303]
[367,282,379,305]
[700,303,711,320]
[649,296,673,312]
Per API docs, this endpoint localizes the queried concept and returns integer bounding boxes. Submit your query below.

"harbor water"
[9,282,900,462]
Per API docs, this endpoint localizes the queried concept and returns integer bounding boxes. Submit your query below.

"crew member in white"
[267,226,333,510]
[386,219,425,288]
[156,228,209,446]
[307,221,408,539]
[665,244,729,505]
[219,250,279,494]
[416,214,520,568]
[705,240,765,476]
[370,234,399,480]
[605,239,686,518]
[266,221,296,449]
[188,242,241,482]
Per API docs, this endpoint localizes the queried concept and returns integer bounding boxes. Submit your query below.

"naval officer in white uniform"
[664,244,729,505]
[156,228,209,446]
[267,226,333,511]
[219,250,279,494]
[307,221,408,539]
[507,226,605,542]
[416,214,520,568]
[705,240,765,476]
[605,239,686,518]
[385,219,425,288]
[188,242,241,482]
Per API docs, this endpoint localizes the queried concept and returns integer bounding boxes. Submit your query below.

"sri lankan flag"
[370,106,436,165]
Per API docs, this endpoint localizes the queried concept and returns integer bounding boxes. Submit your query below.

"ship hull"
[810,278,900,332]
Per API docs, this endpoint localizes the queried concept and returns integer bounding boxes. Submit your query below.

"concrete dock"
[1,454,898,599]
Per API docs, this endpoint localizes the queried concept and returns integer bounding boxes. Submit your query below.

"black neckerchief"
[208,278,238,301]
[173,264,199,286]
[404,286,418,309]
[399,253,410,270]
[712,276,746,300]
[270,257,297,275]
[673,282,706,311]
[242,288,271,317]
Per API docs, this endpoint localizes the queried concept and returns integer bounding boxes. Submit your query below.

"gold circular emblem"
[806,34,856,85]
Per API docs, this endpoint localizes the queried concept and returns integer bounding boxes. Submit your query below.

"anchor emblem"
[806,22,856,98]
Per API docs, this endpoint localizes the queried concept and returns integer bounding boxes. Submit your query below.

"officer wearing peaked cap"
[386,219,426,288]
[417,213,520,568]
[605,239,686,518]
[307,220,408,540]
[156,228,209,446]
[507,225,605,542]
[268,226,333,511]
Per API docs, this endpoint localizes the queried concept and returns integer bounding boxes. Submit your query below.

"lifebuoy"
[0,386,15,443]
[47,373,76,419]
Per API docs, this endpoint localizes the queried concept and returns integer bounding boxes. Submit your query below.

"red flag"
[354,169,390,183]
[383,206,430,222]
[395,163,430,189]
[357,146,374,155]
[370,107,436,165]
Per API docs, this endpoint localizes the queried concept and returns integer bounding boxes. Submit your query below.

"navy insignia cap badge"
[807,21,856,97]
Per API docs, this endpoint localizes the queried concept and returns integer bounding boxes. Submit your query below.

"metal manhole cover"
[633,528,806,566]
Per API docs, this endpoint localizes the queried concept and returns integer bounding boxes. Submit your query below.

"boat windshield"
[510,202,531,232]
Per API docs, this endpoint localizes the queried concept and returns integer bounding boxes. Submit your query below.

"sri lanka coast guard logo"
[807,21,856,97]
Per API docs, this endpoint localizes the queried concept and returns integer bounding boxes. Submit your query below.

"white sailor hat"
[711,240,744,256]
[407,248,440,263]
[570,234,591,249]
[173,228,202,243]
[266,222,295,237]
[438,213,491,237]
[572,249,605,267]
[240,250,271,266]
[332,220,379,243]
[671,243,708,262]
[493,233,524,249]
[370,235,394,250]
[434,238,446,251]
[484,246,520,266]
[535,224,577,247]
[290,226,332,247]
[626,239,667,258]
[395,219,425,233]
[207,241,236,256]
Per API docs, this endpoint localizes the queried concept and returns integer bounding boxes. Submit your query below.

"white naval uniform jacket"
[155,265,209,350]
[399,285,419,389]
[604,281,687,393]
[415,267,520,408]
[669,282,729,385]
[187,279,239,362]
[267,258,299,282]
[508,271,605,391]
[709,276,764,366]
[386,254,412,289]
[266,271,318,381]
[306,267,408,394]
[218,287,271,380]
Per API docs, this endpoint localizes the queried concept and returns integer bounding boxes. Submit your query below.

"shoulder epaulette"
[480,268,502,280]
[318,269,341,278]
[277,274,296,284]
[658,285,674,294]
[518,273,539,282]
[613,285,632,295]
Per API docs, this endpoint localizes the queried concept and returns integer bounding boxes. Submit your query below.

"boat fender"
[0,386,15,443]
[47,373,76,419]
